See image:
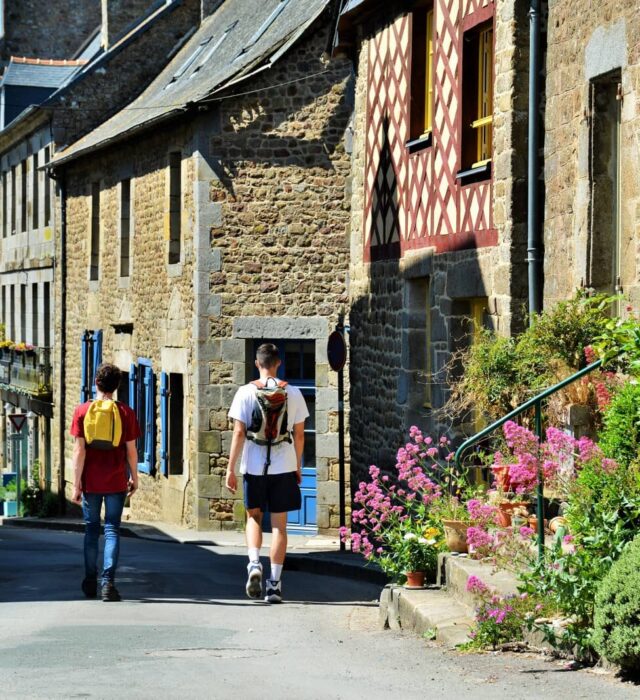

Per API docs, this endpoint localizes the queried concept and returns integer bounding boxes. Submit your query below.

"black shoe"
[101,582,122,602]
[81,577,97,599]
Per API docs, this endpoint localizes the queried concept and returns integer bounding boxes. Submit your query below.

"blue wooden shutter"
[144,364,155,473]
[80,332,89,402]
[160,371,169,476]
[128,363,137,413]
[91,330,103,398]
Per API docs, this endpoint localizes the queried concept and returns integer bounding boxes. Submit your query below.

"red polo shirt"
[70,401,141,494]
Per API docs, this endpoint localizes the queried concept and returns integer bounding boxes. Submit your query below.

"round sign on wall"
[327,330,347,372]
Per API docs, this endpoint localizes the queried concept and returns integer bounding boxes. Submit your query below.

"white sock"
[271,563,283,582]
[248,547,260,564]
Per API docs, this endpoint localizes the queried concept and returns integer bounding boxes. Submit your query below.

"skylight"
[190,21,238,78]
[166,37,212,88]
[235,0,291,59]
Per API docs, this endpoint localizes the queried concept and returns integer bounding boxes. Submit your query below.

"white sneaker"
[246,561,263,599]
[264,579,282,604]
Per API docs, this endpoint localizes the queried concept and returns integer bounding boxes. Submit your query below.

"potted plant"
[0,479,18,517]
[433,496,471,553]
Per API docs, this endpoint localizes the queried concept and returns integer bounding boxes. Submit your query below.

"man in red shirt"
[71,363,141,602]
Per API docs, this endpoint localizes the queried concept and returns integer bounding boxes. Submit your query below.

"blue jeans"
[82,492,126,585]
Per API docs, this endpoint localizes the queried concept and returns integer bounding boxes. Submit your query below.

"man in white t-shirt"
[226,343,309,603]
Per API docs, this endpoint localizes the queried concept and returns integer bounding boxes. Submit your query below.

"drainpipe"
[58,171,68,514]
[527,0,542,321]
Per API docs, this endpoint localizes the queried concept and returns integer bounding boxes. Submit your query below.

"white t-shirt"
[228,380,310,475]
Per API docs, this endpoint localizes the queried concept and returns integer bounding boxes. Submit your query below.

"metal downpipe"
[527,0,542,320]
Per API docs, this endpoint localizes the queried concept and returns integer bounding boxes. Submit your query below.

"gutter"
[527,0,543,318]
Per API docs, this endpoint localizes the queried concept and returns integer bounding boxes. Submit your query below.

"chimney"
[101,0,154,49]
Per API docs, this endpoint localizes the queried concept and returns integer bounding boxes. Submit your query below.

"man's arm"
[293,422,305,485]
[126,440,138,496]
[71,437,86,504]
[225,419,246,494]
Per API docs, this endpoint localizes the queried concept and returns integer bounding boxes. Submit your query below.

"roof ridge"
[9,57,89,66]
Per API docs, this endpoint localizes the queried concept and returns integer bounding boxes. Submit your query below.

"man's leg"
[265,511,287,603]
[81,493,102,598]
[101,492,126,601]
[245,507,264,598]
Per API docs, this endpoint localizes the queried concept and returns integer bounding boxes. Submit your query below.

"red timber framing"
[363,0,497,262]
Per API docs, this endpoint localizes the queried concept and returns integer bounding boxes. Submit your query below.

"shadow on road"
[0,526,383,606]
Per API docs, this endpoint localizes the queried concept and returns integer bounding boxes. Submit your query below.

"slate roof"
[53,0,331,165]
[1,57,87,89]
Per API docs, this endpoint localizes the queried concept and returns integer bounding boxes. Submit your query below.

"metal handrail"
[454,358,603,558]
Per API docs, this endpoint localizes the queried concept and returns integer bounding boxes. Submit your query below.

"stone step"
[437,553,519,611]
[379,585,473,648]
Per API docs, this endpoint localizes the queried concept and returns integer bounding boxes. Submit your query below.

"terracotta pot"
[405,571,426,588]
[528,515,548,531]
[496,501,529,528]
[442,519,469,553]
[549,516,568,534]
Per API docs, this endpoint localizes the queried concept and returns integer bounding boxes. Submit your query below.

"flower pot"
[549,516,568,534]
[404,571,426,588]
[442,519,469,553]
[496,501,529,528]
[528,515,548,532]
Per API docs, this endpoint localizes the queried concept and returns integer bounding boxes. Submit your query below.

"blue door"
[252,340,316,534]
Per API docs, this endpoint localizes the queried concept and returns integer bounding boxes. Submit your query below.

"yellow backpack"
[83,400,123,450]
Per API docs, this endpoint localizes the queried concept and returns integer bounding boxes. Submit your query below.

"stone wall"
[1,0,101,61]
[194,19,354,531]
[61,119,198,525]
[347,0,529,486]
[51,0,200,148]
[543,2,640,309]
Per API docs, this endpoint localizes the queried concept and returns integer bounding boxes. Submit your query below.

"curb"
[0,517,387,586]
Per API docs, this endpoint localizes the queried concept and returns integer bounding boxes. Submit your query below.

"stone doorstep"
[437,553,520,611]
[379,585,473,649]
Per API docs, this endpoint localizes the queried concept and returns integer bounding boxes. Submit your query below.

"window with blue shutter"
[80,332,90,403]
[91,330,103,399]
[136,358,155,475]
[129,363,137,412]
[160,372,169,476]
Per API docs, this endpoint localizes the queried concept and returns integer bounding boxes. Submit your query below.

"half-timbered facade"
[337,0,530,480]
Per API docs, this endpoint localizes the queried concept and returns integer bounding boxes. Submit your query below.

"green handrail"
[454,358,603,559]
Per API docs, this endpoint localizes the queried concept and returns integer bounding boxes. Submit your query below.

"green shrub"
[593,535,640,669]
[599,382,640,466]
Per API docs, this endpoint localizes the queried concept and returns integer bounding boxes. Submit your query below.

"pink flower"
[466,575,489,594]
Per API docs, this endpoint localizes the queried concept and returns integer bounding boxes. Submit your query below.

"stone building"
[0,0,202,498]
[51,0,353,532]
[542,2,640,313]
[334,0,530,482]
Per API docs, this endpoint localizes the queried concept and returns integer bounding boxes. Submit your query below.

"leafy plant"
[445,292,614,427]
[0,479,17,501]
[593,534,640,670]
[598,382,640,466]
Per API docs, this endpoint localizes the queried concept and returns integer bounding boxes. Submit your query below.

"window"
[20,160,27,232]
[32,153,39,230]
[409,5,434,141]
[31,283,38,346]
[43,282,50,347]
[460,21,493,171]
[168,153,181,264]
[166,37,211,88]
[9,284,14,338]
[236,0,290,58]
[587,71,622,303]
[44,146,51,227]
[160,372,184,476]
[403,277,432,408]
[20,284,26,340]
[10,165,16,234]
[120,178,131,277]
[130,359,155,474]
[80,330,102,402]
[90,182,100,281]
[116,370,129,406]
[1,171,6,238]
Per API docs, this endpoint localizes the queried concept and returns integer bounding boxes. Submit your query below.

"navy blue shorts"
[243,472,301,513]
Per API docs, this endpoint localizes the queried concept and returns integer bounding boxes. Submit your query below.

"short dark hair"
[95,363,122,394]
[256,343,280,369]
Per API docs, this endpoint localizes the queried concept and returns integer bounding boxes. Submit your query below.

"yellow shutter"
[423,10,434,135]
[472,26,493,167]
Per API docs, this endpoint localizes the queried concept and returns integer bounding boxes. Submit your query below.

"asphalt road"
[0,527,637,700]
